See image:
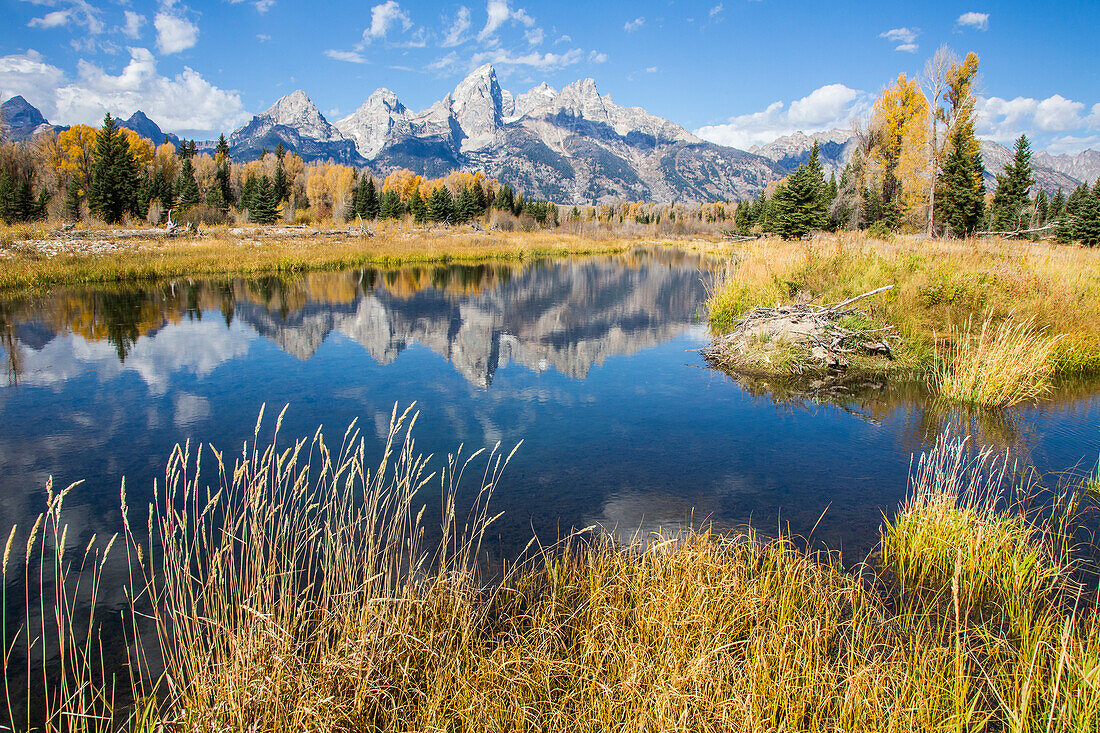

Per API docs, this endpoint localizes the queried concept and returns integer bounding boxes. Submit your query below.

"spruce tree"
[409,188,427,223]
[248,175,278,224]
[991,134,1036,231]
[772,145,828,240]
[362,177,379,219]
[214,134,233,209]
[936,122,986,237]
[64,177,82,221]
[88,113,140,224]
[379,189,403,219]
[1077,183,1100,247]
[427,186,454,223]
[176,158,201,210]
[273,157,288,204]
[1049,188,1066,221]
[1035,188,1049,227]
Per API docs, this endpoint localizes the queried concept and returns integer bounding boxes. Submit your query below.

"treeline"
[0,113,559,229]
[732,48,1098,245]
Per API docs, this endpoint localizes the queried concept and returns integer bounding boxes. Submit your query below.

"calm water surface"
[1,248,1098,563]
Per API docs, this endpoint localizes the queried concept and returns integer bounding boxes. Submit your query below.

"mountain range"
[4,67,1099,202]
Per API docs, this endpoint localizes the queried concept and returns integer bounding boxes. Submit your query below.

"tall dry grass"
[932,313,1066,406]
[3,409,1100,731]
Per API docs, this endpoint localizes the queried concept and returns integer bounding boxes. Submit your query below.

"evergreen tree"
[176,158,201,210]
[936,121,986,237]
[273,157,288,204]
[248,175,278,224]
[494,183,514,212]
[455,186,478,223]
[88,113,140,224]
[64,177,82,221]
[1049,188,1066,222]
[409,188,427,223]
[991,134,1036,231]
[427,186,453,223]
[772,156,828,240]
[1078,183,1100,247]
[362,176,379,219]
[214,134,233,209]
[379,189,403,219]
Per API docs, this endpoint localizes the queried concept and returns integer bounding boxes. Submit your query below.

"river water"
[1,247,1098,566]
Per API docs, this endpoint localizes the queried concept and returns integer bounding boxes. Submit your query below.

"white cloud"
[694,83,869,150]
[467,47,583,73]
[588,50,608,63]
[478,0,534,42]
[0,50,66,115]
[646,66,658,73]
[880,26,919,51]
[880,27,917,44]
[325,49,367,64]
[0,47,248,136]
[154,12,199,54]
[524,27,544,46]
[956,12,989,31]
[121,11,145,39]
[977,94,1091,143]
[358,0,413,46]
[256,33,271,42]
[442,6,471,47]
[624,17,644,32]
[28,10,71,29]
[25,1,104,34]
[709,4,723,18]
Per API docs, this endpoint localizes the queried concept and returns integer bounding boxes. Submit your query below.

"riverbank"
[5,411,1099,732]
[0,222,647,294]
[705,233,1100,401]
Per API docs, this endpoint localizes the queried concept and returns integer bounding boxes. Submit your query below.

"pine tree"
[176,158,201,210]
[64,177,82,221]
[248,175,278,224]
[240,173,259,213]
[991,134,1036,231]
[936,121,986,237]
[1077,183,1100,247]
[362,177,378,219]
[88,113,140,224]
[409,188,427,223]
[1035,189,1049,227]
[273,157,288,204]
[768,143,828,240]
[379,189,403,219]
[214,134,233,209]
[494,183,514,212]
[427,186,454,223]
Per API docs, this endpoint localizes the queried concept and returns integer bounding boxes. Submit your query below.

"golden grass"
[705,233,1100,389]
[4,408,1100,731]
[0,222,641,295]
[932,313,1066,406]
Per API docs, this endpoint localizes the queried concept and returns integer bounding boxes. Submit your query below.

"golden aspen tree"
[870,72,930,227]
[56,124,98,195]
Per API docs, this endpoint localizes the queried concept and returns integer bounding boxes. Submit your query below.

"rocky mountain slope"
[330,64,782,203]
[1,95,60,141]
[118,111,180,148]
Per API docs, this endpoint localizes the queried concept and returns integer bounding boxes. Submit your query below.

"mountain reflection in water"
[0,247,1097,566]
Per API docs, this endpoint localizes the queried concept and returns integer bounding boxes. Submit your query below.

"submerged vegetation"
[3,408,1100,731]
[705,232,1100,405]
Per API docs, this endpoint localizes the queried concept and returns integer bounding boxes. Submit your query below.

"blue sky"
[2,0,1098,153]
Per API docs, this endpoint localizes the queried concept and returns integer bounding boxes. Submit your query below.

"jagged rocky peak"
[510,82,557,119]
[262,90,336,135]
[335,88,411,159]
[450,63,506,151]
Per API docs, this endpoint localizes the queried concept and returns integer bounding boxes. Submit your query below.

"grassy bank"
[4,408,1099,731]
[706,233,1100,402]
[0,222,641,294]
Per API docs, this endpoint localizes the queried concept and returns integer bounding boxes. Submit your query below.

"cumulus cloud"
[325,49,367,63]
[0,47,248,136]
[624,17,644,32]
[28,11,71,29]
[121,11,145,39]
[478,0,534,42]
[442,6,471,47]
[694,83,869,150]
[977,93,1089,143]
[880,27,919,51]
[366,0,412,40]
[956,12,989,31]
[467,46,583,73]
[154,12,199,54]
[25,1,104,34]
